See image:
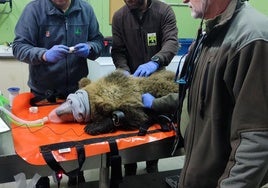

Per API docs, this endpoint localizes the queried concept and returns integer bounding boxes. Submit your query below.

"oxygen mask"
[48,101,75,123]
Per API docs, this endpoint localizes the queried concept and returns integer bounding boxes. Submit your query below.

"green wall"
[0,0,267,44]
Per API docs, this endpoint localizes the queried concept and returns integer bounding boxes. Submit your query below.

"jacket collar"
[205,0,242,34]
[128,0,153,12]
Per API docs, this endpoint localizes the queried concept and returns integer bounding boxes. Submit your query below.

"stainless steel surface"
[0,114,184,184]
[0,45,13,58]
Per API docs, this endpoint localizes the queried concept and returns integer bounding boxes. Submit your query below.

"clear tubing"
[0,106,48,127]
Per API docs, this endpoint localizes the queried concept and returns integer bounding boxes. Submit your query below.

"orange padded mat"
[10,93,175,165]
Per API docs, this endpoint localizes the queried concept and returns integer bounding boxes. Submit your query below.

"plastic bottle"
[7,87,20,108]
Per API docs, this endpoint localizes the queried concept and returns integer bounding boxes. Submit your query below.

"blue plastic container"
[177,38,194,55]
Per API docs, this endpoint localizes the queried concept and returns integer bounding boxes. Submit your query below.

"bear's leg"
[84,117,115,135]
[118,106,149,131]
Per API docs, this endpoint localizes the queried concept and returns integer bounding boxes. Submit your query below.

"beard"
[124,0,145,10]
[188,0,208,19]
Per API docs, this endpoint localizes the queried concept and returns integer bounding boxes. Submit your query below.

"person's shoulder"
[77,0,92,8]
[76,0,95,13]
[79,0,91,5]
[151,0,173,14]
[25,0,42,7]
[113,5,128,17]
[22,0,44,13]
[245,4,268,25]
[152,0,170,8]
[235,3,268,36]
[224,3,268,49]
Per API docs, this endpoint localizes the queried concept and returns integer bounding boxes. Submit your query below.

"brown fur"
[79,69,178,135]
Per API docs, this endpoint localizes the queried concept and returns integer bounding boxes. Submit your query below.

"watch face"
[151,56,159,62]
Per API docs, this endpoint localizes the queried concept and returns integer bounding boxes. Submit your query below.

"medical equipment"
[0,106,48,127]
[0,95,47,127]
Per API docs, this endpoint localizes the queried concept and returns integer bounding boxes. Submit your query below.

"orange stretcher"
[10,93,176,167]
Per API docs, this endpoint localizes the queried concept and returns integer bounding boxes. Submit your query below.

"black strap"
[40,129,167,174]
[40,128,175,187]
[138,119,154,136]
[40,129,162,152]
[108,140,122,188]
[157,114,174,132]
[41,144,85,178]
[41,148,66,174]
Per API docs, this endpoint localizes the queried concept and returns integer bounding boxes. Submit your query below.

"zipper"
[132,10,147,62]
[64,17,68,31]
[64,16,69,94]
[180,45,208,186]
[139,26,147,56]
[180,58,201,186]
[200,61,210,118]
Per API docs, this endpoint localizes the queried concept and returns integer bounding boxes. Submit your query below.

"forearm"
[152,93,179,113]
[219,131,268,188]
[12,41,47,64]
[111,49,130,72]
[155,7,178,66]
[86,33,104,60]
[111,14,131,72]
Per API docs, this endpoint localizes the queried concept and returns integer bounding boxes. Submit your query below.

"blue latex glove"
[74,43,91,58]
[44,45,69,63]
[142,93,155,108]
[123,70,130,76]
[133,61,159,77]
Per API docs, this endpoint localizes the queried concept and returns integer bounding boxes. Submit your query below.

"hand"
[133,61,159,77]
[123,70,130,76]
[74,43,91,58]
[44,45,69,63]
[117,69,130,76]
[142,93,155,108]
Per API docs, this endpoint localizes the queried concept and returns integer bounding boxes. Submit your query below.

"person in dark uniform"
[13,0,104,186]
[111,0,178,175]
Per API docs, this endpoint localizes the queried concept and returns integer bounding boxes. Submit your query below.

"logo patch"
[147,33,157,46]
[75,28,82,35]
[45,31,50,38]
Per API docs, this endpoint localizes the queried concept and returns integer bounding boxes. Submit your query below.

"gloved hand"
[123,70,131,76]
[74,43,91,58]
[44,45,69,63]
[142,93,155,108]
[133,61,159,77]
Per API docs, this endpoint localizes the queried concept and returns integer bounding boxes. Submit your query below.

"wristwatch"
[151,56,160,64]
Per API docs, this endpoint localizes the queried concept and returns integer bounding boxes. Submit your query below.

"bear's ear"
[79,77,91,88]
